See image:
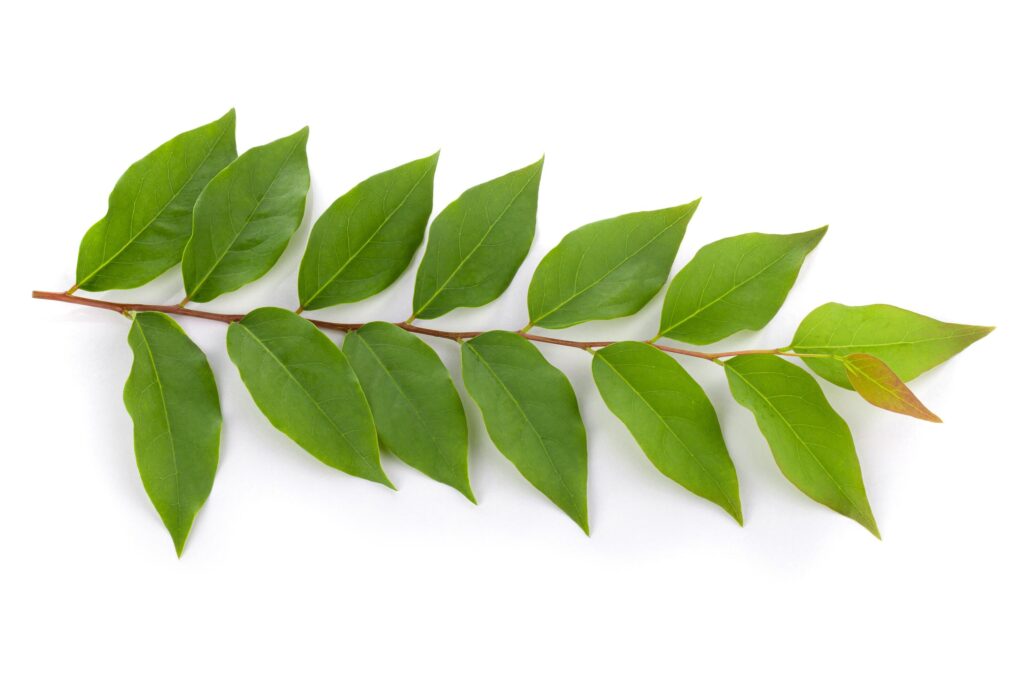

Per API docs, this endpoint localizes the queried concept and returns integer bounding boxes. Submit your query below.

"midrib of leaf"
[658,246,796,338]
[78,125,231,288]
[531,213,689,326]
[595,354,739,520]
[350,333,458,479]
[725,363,874,529]
[303,165,433,308]
[235,323,374,471]
[187,137,303,298]
[412,165,541,318]
[133,320,183,531]
[793,329,987,353]
[466,343,584,524]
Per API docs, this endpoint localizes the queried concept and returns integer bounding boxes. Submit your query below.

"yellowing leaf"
[843,353,941,422]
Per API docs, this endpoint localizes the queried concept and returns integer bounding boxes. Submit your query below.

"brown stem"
[31,290,801,361]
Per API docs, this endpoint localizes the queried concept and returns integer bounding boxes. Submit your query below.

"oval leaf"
[843,353,941,422]
[461,331,588,532]
[343,322,473,501]
[75,110,237,292]
[226,307,390,486]
[792,303,994,388]
[527,199,699,329]
[724,354,879,537]
[592,342,742,523]
[124,312,221,556]
[411,158,543,320]
[298,152,439,311]
[658,227,826,344]
[183,127,311,303]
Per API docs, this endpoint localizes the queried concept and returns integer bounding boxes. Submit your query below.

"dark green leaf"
[226,307,390,487]
[461,331,588,532]
[343,322,473,501]
[123,312,221,556]
[75,110,237,292]
[658,227,826,344]
[298,153,439,311]
[528,199,699,329]
[791,303,993,388]
[183,127,311,302]
[592,342,741,523]
[843,353,941,422]
[412,159,543,319]
[724,354,879,537]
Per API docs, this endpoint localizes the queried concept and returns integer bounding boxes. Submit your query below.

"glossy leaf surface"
[412,159,543,319]
[528,200,699,329]
[461,331,588,532]
[658,227,826,344]
[843,353,941,422]
[226,307,390,486]
[183,128,310,302]
[124,312,221,556]
[76,110,237,291]
[724,354,879,537]
[343,322,473,500]
[792,303,993,388]
[592,342,741,522]
[298,153,439,310]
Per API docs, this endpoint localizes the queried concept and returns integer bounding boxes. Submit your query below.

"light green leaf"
[298,152,439,311]
[658,227,826,344]
[343,322,473,501]
[411,158,543,319]
[528,199,699,329]
[183,127,311,303]
[75,110,237,292]
[791,303,993,388]
[724,354,878,537]
[461,331,588,532]
[592,342,741,523]
[226,307,390,487]
[123,312,221,556]
[843,353,941,422]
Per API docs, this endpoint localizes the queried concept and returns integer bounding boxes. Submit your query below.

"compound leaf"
[75,110,237,292]
[123,312,221,556]
[724,354,879,537]
[461,331,588,532]
[226,307,390,486]
[343,322,473,500]
[412,158,543,319]
[843,353,941,422]
[528,199,699,329]
[183,127,310,302]
[658,227,826,344]
[592,342,741,523]
[298,152,439,311]
[792,303,993,389]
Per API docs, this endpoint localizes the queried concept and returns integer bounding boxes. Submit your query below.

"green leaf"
[74,110,237,292]
[226,307,390,487]
[592,342,741,523]
[528,199,699,329]
[298,152,439,311]
[343,322,473,501]
[657,227,826,344]
[411,158,543,319]
[843,353,941,422]
[182,127,311,303]
[461,331,588,532]
[791,303,993,388]
[123,312,221,556]
[724,354,878,537]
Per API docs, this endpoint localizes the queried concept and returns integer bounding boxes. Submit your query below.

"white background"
[3,1,1022,680]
